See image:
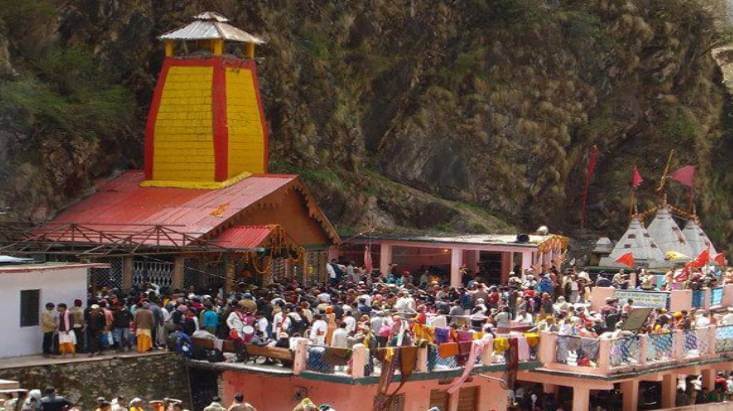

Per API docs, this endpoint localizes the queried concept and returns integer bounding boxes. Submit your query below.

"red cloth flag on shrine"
[689,248,710,268]
[713,252,727,267]
[615,252,635,268]
[631,166,643,189]
[364,245,373,274]
[669,165,695,187]
[674,267,690,282]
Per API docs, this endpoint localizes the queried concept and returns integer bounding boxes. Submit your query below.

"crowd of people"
[0,388,258,411]
[31,258,733,410]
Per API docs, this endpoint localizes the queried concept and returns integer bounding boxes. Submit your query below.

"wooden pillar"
[172,256,185,291]
[661,373,676,408]
[379,243,392,277]
[164,40,174,57]
[572,386,589,411]
[450,248,463,289]
[224,256,235,293]
[500,252,511,284]
[621,379,638,411]
[121,256,134,291]
[245,42,255,59]
[212,39,224,55]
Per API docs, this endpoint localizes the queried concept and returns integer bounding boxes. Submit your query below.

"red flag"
[615,252,635,268]
[669,165,695,187]
[363,245,373,274]
[713,252,727,267]
[689,248,710,268]
[631,167,643,189]
[674,267,690,282]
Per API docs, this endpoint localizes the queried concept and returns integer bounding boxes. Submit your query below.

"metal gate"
[88,258,123,290]
[133,259,173,288]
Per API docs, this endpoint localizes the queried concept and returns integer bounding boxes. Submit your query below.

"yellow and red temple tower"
[143,11,269,188]
[30,12,339,291]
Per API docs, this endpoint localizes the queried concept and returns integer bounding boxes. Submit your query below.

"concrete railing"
[590,284,733,313]
[293,334,538,379]
[537,325,733,376]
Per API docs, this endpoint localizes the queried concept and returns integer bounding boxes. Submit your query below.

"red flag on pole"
[615,252,635,268]
[669,165,695,187]
[714,252,727,267]
[580,145,600,227]
[631,167,643,189]
[689,248,710,268]
[364,245,373,274]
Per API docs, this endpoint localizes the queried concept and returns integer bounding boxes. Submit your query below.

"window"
[20,289,40,327]
[386,394,405,411]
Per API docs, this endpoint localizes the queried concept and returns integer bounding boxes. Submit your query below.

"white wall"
[0,267,87,358]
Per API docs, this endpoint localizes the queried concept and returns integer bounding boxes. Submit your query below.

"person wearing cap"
[128,397,144,411]
[203,396,226,411]
[40,303,56,357]
[69,299,85,353]
[86,303,106,357]
[134,302,154,353]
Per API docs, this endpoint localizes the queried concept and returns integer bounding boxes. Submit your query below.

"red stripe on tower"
[212,57,229,181]
[144,58,173,180]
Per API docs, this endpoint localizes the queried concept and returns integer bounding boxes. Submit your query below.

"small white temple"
[599,217,666,268]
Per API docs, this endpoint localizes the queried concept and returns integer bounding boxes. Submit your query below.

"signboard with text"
[613,289,669,309]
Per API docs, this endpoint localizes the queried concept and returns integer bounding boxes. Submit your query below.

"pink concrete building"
[337,234,568,286]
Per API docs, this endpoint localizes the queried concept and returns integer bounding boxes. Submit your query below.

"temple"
[12,12,340,291]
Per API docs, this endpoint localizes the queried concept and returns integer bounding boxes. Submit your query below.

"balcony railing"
[538,324,733,377]
[290,333,539,379]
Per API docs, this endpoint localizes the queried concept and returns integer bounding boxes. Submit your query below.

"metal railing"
[610,335,641,367]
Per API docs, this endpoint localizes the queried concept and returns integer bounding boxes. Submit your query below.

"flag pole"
[656,150,675,194]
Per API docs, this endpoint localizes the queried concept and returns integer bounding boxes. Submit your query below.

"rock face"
[0,354,191,409]
[0,0,731,253]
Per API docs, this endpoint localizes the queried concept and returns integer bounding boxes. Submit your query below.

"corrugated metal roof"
[212,225,273,250]
[40,171,296,245]
[159,20,265,44]
[194,12,229,22]
[352,233,553,248]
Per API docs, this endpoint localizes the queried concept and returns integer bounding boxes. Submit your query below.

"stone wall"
[0,353,191,409]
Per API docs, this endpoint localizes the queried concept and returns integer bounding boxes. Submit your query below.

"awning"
[212,224,298,252]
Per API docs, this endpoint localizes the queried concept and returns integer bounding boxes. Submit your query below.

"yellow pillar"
[212,39,224,56]
[245,42,256,59]
[164,40,174,57]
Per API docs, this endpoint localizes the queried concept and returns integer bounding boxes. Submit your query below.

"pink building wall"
[220,371,508,411]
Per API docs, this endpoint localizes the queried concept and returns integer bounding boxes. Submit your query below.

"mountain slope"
[0,0,730,254]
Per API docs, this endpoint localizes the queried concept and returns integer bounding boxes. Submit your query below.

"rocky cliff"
[0,0,731,252]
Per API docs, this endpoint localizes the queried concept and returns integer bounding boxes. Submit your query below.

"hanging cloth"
[438,342,459,358]
[447,340,487,394]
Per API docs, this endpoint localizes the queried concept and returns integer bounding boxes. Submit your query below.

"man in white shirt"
[309,314,328,345]
[330,322,349,348]
[394,292,416,313]
[343,311,356,334]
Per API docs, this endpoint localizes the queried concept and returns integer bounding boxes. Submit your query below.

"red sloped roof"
[212,225,274,250]
[39,171,298,245]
